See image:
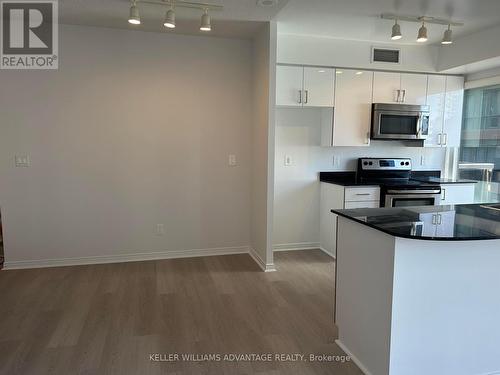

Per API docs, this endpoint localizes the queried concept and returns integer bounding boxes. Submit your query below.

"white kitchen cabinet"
[424,75,464,148]
[440,183,475,205]
[443,76,465,147]
[420,210,456,237]
[425,75,446,147]
[373,71,401,103]
[276,65,335,108]
[320,183,380,257]
[400,73,428,105]
[373,71,428,104]
[276,65,303,107]
[303,67,335,107]
[330,69,373,147]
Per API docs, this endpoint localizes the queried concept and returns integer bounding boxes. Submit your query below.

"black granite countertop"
[331,203,500,241]
[319,170,442,186]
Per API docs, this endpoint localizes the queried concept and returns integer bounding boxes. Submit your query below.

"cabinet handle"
[401,89,406,103]
[432,214,437,225]
[304,90,309,104]
[437,214,442,225]
[356,193,371,196]
[437,133,442,145]
[298,90,302,104]
[441,188,446,201]
[395,90,401,102]
[443,133,448,146]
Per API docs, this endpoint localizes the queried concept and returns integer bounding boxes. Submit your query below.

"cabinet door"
[400,73,428,104]
[441,184,475,205]
[276,65,303,107]
[425,75,446,147]
[419,212,437,237]
[333,69,373,146]
[303,67,335,107]
[443,76,465,147]
[320,183,345,257]
[373,71,401,103]
[435,210,456,237]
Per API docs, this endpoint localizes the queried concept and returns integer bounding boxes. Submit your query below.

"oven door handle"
[416,115,422,138]
[386,189,441,194]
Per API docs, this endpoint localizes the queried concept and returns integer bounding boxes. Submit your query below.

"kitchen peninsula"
[332,203,500,375]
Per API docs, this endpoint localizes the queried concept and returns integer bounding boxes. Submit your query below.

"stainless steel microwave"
[371,103,430,140]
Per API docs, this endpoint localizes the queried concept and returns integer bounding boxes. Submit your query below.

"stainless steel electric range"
[357,158,442,207]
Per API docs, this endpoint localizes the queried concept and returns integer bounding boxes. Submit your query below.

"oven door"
[384,190,441,207]
[373,110,425,140]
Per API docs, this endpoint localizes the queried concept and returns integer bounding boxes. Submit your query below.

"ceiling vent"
[372,47,401,64]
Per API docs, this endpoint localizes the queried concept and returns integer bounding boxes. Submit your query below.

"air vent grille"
[372,48,400,64]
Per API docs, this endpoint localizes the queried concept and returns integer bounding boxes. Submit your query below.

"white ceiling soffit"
[58,0,289,38]
[277,0,500,45]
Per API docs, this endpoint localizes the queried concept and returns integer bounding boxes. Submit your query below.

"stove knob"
[368,161,373,166]
[363,161,368,166]
[400,161,405,166]
[405,162,410,166]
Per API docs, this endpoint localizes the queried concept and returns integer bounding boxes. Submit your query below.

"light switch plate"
[284,155,292,166]
[228,154,237,167]
[15,155,31,167]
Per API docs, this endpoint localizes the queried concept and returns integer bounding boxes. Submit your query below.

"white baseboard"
[3,246,250,270]
[320,247,336,259]
[335,339,372,375]
[249,247,276,272]
[273,242,320,251]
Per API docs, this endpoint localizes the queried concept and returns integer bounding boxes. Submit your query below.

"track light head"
[391,20,402,40]
[128,3,141,25]
[200,9,211,31]
[164,8,176,28]
[442,25,453,45]
[417,22,428,42]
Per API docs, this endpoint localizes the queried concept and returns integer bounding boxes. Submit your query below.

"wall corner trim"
[249,247,276,272]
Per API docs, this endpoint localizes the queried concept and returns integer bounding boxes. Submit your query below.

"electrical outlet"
[15,155,31,167]
[156,224,165,236]
[228,154,237,167]
[420,155,426,166]
[284,155,292,166]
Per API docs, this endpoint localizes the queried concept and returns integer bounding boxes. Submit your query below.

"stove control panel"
[359,158,412,170]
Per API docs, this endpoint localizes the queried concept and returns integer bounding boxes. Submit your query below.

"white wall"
[0,25,257,265]
[250,22,277,270]
[277,34,439,72]
[273,108,446,247]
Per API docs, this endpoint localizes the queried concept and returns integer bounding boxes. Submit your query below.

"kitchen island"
[331,203,500,375]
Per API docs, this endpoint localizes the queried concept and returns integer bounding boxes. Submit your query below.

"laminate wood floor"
[0,250,363,375]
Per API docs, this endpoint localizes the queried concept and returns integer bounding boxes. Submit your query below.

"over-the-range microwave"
[371,103,430,140]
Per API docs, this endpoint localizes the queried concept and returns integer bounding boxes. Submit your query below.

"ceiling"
[277,0,500,45]
[58,0,289,38]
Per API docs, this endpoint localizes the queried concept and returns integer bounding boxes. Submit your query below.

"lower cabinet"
[320,183,380,257]
[440,183,476,205]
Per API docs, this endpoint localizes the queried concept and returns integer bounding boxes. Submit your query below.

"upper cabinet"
[276,65,304,107]
[373,72,427,104]
[443,76,465,148]
[328,69,374,147]
[424,75,464,148]
[276,65,334,107]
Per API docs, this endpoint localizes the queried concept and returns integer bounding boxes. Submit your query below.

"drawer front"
[344,201,380,209]
[344,187,380,202]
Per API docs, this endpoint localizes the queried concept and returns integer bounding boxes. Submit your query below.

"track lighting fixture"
[128,1,141,25]
[164,5,176,29]
[391,20,402,40]
[127,1,221,31]
[200,9,211,31]
[382,14,462,44]
[417,21,428,42]
[441,24,453,45]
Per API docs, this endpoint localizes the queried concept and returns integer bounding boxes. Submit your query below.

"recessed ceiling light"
[318,69,326,73]
[355,71,364,75]
[257,0,278,6]
[336,70,343,74]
